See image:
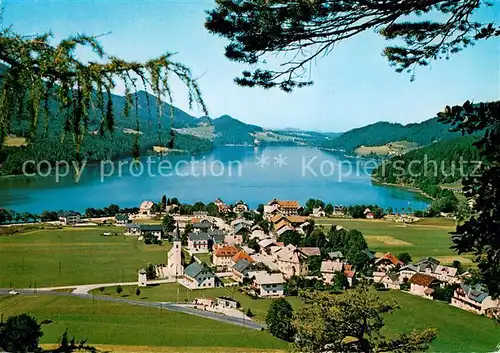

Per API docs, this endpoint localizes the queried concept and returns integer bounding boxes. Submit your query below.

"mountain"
[322,118,464,153]
[212,115,263,145]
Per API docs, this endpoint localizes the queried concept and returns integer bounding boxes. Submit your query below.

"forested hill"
[322,117,463,152]
[212,115,263,145]
[372,135,482,198]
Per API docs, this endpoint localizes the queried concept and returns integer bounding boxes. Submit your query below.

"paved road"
[0,288,264,330]
[35,279,176,294]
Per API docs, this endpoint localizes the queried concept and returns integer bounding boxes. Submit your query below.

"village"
[55,197,500,322]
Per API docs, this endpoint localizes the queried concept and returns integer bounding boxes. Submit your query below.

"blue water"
[0,146,429,213]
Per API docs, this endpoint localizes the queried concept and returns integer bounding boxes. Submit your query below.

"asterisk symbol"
[256,154,270,168]
[273,154,288,167]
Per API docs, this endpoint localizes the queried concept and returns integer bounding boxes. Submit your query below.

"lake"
[0,146,429,213]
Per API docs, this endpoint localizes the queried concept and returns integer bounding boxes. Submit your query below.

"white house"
[139,200,154,216]
[320,260,344,284]
[187,232,210,254]
[451,283,500,316]
[181,262,218,290]
[212,245,239,270]
[58,211,81,226]
[275,245,308,279]
[312,207,326,218]
[250,271,285,298]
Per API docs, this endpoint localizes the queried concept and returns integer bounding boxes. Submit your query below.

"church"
[167,228,184,278]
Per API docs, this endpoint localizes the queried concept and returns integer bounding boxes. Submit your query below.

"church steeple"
[173,222,181,242]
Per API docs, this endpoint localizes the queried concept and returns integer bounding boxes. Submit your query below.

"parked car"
[8,290,19,295]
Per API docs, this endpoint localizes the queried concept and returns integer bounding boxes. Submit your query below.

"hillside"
[323,118,463,153]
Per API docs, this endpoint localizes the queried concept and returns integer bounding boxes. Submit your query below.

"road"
[0,287,264,330]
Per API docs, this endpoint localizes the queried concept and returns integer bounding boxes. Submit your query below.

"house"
[212,245,239,270]
[332,205,346,217]
[233,223,251,237]
[187,232,210,253]
[259,238,278,255]
[267,199,301,216]
[139,200,154,216]
[193,211,208,217]
[312,207,326,218]
[216,296,239,309]
[433,265,458,283]
[225,234,244,246]
[344,264,357,286]
[276,225,295,237]
[364,208,374,219]
[374,252,402,272]
[274,219,291,232]
[399,258,458,284]
[399,264,419,283]
[125,223,141,236]
[181,262,218,290]
[299,247,321,257]
[408,273,440,299]
[138,269,147,287]
[275,245,308,278]
[249,271,285,298]
[58,211,81,225]
[328,251,345,262]
[140,224,164,240]
[380,273,400,290]
[286,216,310,227]
[233,200,249,214]
[193,220,213,232]
[320,260,344,284]
[249,229,270,241]
[231,250,254,266]
[231,259,255,282]
[231,218,253,228]
[451,283,500,315]
[417,257,440,274]
[270,214,287,225]
[115,214,131,226]
[208,230,226,246]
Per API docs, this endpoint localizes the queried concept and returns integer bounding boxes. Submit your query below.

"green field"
[378,290,500,352]
[0,227,171,288]
[315,218,472,264]
[0,294,287,352]
[91,283,304,323]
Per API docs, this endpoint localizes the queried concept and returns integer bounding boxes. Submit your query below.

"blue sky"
[2,0,498,132]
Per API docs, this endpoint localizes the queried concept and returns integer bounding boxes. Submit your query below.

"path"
[35,279,176,295]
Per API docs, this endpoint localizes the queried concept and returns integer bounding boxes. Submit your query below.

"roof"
[184,262,212,278]
[252,271,285,285]
[409,273,440,287]
[363,249,376,260]
[59,211,80,217]
[188,232,210,241]
[286,216,309,224]
[434,265,458,277]
[328,251,344,259]
[383,273,400,283]
[140,201,154,210]
[126,223,140,229]
[399,264,418,272]
[270,214,285,224]
[312,207,324,213]
[277,200,299,208]
[193,222,211,229]
[417,257,441,266]
[276,225,294,236]
[274,220,291,231]
[232,250,254,263]
[214,245,239,257]
[458,283,489,303]
[258,239,277,248]
[115,214,129,221]
[231,218,253,227]
[232,259,252,273]
[320,260,343,273]
[140,224,163,231]
[233,223,251,234]
[376,252,402,266]
[299,247,321,256]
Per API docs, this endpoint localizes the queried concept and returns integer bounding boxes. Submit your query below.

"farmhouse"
[115,214,131,226]
[187,232,210,253]
[275,245,308,279]
[125,223,141,236]
[181,262,218,290]
[266,199,301,216]
[249,271,285,298]
[233,200,249,213]
[312,207,326,217]
[451,283,500,316]
[409,273,441,299]
[374,252,402,272]
[58,211,81,225]
[212,245,239,270]
[139,200,154,216]
[320,260,344,284]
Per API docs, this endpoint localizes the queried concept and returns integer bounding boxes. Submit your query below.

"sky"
[2,0,499,132]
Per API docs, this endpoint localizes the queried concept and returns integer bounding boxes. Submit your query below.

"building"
[167,230,184,278]
[187,232,210,253]
[231,250,254,266]
[380,273,400,290]
[328,251,345,262]
[139,200,154,216]
[233,200,249,214]
[216,296,239,309]
[58,211,81,226]
[275,245,309,279]
[266,199,301,216]
[233,223,251,237]
[299,247,321,257]
[320,260,344,284]
[212,245,239,270]
[408,273,440,299]
[451,283,500,315]
[231,259,254,282]
[399,258,458,284]
[374,252,402,272]
[231,218,254,228]
[214,198,230,213]
[344,264,357,286]
[115,214,130,226]
[181,262,217,290]
[138,269,147,287]
[125,223,141,236]
[140,224,164,240]
[312,207,326,218]
[225,234,244,246]
[249,271,285,298]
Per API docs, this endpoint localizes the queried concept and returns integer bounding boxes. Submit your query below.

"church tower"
[167,224,184,278]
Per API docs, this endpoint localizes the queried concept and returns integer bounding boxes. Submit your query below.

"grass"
[91,283,304,323]
[379,290,500,352]
[193,253,212,265]
[0,294,287,351]
[0,226,172,288]
[315,218,471,263]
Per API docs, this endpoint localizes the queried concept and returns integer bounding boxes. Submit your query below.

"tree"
[398,252,412,265]
[206,0,498,91]
[99,287,105,294]
[162,214,175,233]
[279,230,301,246]
[438,101,500,298]
[135,288,141,298]
[145,263,156,280]
[206,202,219,216]
[324,203,333,216]
[0,314,43,353]
[257,203,265,214]
[292,287,436,352]
[247,237,260,253]
[451,260,462,274]
[161,195,167,209]
[0,29,207,155]
[116,285,123,296]
[265,298,296,342]
[332,271,349,291]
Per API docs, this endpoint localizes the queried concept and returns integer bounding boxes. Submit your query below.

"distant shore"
[371,178,434,201]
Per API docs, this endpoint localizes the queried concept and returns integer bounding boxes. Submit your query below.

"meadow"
[0,226,171,288]
[0,294,287,352]
[315,217,472,264]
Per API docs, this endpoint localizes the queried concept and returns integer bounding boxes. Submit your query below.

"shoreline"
[371,178,434,201]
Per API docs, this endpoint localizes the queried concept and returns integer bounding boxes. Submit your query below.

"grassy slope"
[0,295,287,351]
[91,283,304,323]
[315,218,472,263]
[0,227,171,288]
[379,290,500,352]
